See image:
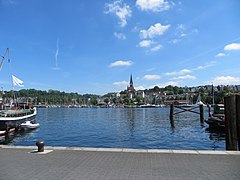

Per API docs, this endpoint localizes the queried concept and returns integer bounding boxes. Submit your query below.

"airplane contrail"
[55,38,59,69]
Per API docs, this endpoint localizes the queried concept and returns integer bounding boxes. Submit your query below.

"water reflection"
[205,127,225,150]
[0,129,36,145]
[126,109,136,136]
[205,128,225,141]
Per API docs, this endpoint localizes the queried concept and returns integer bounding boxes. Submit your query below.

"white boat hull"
[0,107,37,131]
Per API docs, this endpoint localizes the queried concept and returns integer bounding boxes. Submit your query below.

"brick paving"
[0,146,240,180]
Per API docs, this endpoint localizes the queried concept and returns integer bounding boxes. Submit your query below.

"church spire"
[127,74,135,92]
[130,74,133,87]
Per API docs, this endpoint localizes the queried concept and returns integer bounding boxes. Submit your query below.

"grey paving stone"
[0,147,239,180]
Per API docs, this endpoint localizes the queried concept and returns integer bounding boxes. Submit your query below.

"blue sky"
[0,0,240,95]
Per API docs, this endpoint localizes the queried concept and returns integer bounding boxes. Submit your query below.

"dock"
[0,145,240,180]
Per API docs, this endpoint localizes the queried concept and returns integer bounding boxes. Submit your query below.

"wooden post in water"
[199,104,204,124]
[170,104,174,127]
[236,95,240,151]
[208,104,211,116]
[224,95,238,151]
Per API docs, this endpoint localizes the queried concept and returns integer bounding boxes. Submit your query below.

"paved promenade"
[0,145,240,180]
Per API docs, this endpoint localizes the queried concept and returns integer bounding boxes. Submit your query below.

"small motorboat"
[20,121,40,130]
[0,130,6,136]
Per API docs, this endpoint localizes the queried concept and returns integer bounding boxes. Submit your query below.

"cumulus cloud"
[114,32,126,40]
[165,69,192,76]
[224,43,240,51]
[109,60,133,67]
[113,81,128,85]
[216,53,227,57]
[212,76,240,85]
[136,0,171,12]
[139,40,153,47]
[105,0,132,27]
[144,74,161,80]
[139,23,170,39]
[171,75,196,80]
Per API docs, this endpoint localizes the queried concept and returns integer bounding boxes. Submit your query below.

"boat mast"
[0,48,9,71]
[212,83,214,105]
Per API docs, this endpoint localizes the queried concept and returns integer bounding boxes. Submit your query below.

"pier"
[0,145,240,180]
[169,104,204,127]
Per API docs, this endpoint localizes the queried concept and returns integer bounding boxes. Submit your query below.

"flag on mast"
[12,75,24,87]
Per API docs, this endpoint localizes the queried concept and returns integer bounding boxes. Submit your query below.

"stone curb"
[1,145,239,155]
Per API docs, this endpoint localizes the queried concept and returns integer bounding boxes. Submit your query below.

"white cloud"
[155,81,179,88]
[136,0,171,12]
[150,44,162,51]
[165,62,215,76]
[171,75,196,80]
[114,32,126,40]
[139,40,153,47]
[165,69,192,76]
[144,74,161,80]
[105,0,132,27]
[135,85,146,90]
[193,61,216,70]
[139,23,170,39]
[180,33,187,37]
[224,43,240,51]
[113,81,128,85]
[212,76,240,85]
[216,53,227,57]
[109,60,133,67]
[170,25,198,44]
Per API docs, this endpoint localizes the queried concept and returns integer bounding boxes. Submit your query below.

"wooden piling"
[208,104,211,116]
[236,95,240,150]
[170,104,174,127]
[199,104,204,124]
[224,95,238,151]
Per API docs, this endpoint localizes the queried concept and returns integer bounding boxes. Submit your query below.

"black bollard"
[36,140,45,152]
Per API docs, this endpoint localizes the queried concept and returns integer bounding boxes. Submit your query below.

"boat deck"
[0,146,239,180]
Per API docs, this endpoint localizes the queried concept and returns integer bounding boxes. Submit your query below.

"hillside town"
[98,75,240,107]
[2,74,239,108]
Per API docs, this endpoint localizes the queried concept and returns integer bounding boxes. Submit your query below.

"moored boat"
[0,48,38,134]
[20,120,39,130]
[205,104,225,129]
[0,106,37,132]
[140,104,157,108]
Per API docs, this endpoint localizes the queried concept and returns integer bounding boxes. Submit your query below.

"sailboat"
[205,83,225,129]
[0,48,37,135]
[195,94,206,106]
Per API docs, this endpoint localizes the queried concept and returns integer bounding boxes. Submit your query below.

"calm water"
[0,107,225,150]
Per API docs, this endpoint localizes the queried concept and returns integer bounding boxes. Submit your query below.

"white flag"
[12,75,24,87]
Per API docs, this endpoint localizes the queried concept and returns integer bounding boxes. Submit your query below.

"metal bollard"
[36,140,45,152]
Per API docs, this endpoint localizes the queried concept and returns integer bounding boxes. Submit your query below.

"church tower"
[127,74,135,92]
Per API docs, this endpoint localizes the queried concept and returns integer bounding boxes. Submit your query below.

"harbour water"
[0,107,225,150]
